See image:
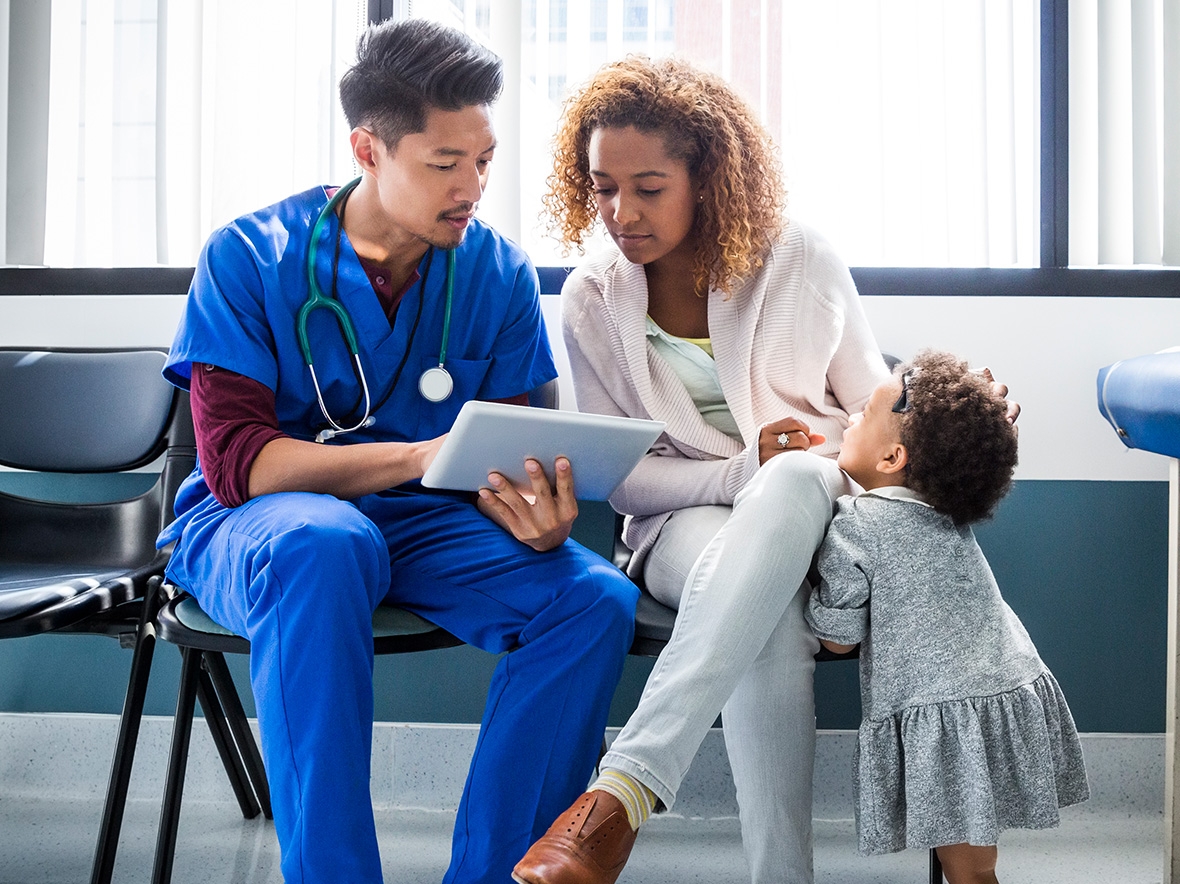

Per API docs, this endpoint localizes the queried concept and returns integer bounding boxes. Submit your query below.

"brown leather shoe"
[512,790,638,884]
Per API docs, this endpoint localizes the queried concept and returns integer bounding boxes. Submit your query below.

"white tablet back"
[421,401,665,500]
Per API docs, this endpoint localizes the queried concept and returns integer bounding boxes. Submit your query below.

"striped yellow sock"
[590,769,657,831]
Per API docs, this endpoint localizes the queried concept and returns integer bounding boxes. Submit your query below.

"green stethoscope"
[298,176,455,443]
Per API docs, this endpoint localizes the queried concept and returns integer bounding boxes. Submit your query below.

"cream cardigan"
[561,222,889,572]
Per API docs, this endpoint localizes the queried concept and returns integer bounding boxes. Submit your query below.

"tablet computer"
[421,401,665,500]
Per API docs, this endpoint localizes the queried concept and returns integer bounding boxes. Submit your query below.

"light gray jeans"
[600,452,851,884]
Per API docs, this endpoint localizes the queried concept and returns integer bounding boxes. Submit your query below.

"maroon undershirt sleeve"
[189,366,286,509]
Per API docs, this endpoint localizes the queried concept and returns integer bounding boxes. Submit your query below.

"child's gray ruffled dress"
[806,494,1089,855]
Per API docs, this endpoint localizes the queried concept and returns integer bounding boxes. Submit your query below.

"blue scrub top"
[161,185,556,541]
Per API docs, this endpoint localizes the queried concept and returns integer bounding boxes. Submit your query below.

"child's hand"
[759,418,826,465]
[819,638,858,655]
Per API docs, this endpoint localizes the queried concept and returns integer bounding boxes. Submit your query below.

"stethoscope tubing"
[300,178,455,441]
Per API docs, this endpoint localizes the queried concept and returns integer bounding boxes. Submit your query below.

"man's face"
[369,104,496,251]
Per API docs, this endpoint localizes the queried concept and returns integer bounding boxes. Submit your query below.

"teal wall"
[0,476,1168,732]
[815,480,1169,732]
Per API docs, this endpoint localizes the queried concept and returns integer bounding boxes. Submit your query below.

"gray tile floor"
[0,716,1167,884]
[0,794,1161,884]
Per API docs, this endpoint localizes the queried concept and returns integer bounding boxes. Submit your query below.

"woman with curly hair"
[514,56,891,884]
[806,351,1087,884]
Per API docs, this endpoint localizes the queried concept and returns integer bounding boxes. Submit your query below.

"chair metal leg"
[194,657,260,819]
[929,847,944,883]
[203,651,272,819]
[89,627,156,884]
[90,583,161,884]
[152,645,201,884]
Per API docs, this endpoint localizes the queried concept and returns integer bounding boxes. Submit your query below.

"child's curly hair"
[544,55,785,296]
[897,350,1019,525]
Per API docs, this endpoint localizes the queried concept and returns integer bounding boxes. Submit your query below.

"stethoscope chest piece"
[418,365,454,403]
[417,248,457,403]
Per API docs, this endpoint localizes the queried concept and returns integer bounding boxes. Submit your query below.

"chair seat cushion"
[172,595,448,639]
[0,566,130,621]
[633,591,676,642]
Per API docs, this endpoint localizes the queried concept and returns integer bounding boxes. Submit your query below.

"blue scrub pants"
[166,488,638,884]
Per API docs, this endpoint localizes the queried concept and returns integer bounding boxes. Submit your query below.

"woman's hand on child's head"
[759,418,826,465]
[978,367,1021,429]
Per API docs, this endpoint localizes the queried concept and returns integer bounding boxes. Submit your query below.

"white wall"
[861,296,1180,482]
[3,292,1176,483]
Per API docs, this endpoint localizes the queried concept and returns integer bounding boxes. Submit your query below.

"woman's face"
[587,126,699,272]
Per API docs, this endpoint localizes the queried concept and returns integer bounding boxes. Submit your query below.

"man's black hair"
[339,18,503,149]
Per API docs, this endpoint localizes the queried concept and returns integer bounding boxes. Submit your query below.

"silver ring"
[777,432,791,448]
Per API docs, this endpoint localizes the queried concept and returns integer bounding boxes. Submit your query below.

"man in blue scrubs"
[157,19,638,884]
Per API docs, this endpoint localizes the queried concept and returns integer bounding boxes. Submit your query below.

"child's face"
[838,377,906,490]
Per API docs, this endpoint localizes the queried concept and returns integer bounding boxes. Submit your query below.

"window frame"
[1,0,1177,300]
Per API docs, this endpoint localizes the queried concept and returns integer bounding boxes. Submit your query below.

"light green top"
[645,315,742,441]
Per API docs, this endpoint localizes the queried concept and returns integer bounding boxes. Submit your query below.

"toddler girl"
[806,350,1089,884]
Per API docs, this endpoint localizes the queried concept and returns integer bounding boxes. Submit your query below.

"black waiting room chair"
[138,582,464,884]
[0,348,183,641]
[0,347,192,882]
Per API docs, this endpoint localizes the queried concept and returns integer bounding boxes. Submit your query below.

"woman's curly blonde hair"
[544,55,786,296]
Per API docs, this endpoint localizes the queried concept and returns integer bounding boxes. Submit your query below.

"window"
[520,2,1038,268]
[3,0,1178,287]
[11,0,366,268]
[514,0,1174,272]
[1068,0,1177,265]
[778,2,1041,268]
[516,1,1040,268]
